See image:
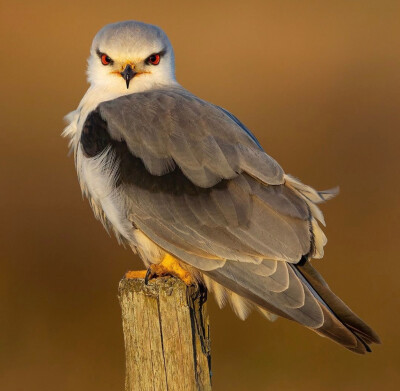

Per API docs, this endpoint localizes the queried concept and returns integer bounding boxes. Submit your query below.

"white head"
[87,21,177,94]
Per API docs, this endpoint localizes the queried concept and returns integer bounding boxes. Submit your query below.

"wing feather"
[77,86,379,352]
[98,87,284,187]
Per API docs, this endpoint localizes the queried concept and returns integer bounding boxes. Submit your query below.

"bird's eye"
[101,54,112,65]
[147,54,160,65]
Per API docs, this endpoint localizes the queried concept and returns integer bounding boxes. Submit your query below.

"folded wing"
[79,86,379,353]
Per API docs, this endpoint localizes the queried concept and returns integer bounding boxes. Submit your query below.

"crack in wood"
[119,276,212,391]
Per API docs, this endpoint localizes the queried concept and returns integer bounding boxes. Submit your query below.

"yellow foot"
[125,270,148,279]
[146,254,196,286]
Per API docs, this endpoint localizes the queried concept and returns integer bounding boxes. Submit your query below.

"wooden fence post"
[118,276,212,391]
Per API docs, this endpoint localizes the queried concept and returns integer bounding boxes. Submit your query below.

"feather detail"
[203,274,227,308]
[284,174,339,204]
[228,290,252,320]
[284,174,335,258]
[257,306,278,322]
[311,218,328,259]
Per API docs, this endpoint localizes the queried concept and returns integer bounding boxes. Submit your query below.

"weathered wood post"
[119,276,212,391]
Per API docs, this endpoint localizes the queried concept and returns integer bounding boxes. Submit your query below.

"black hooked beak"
[120,65,136,89]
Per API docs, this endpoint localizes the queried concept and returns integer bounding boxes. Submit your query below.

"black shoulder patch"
[81,110,111,157]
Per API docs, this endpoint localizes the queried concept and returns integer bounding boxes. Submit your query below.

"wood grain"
[119,276,212,391]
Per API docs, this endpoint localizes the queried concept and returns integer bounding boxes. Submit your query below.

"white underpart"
[77,146,133,241]
[133,230,165,267]
[202,275,227,308]
[63,86,139,243]
[257,306,279,322]
[202,274,278,321]
[229,291,252,320]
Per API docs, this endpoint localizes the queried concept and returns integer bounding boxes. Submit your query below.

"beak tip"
[121,64,135,90]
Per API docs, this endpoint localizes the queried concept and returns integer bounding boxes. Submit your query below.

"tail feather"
[205,259,380,354]
[295,261,381,349]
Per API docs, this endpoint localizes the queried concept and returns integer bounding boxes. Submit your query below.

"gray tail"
[205,259,380,354]
[294,261,381,353]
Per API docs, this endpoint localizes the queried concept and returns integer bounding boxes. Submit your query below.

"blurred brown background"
[1,1,399,390]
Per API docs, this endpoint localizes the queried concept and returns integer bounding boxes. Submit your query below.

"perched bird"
[63,20,380,353]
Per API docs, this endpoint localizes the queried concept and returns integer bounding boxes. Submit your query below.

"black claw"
[145,268,152,285]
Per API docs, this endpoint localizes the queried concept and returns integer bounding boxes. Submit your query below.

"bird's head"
[87,21,176,93]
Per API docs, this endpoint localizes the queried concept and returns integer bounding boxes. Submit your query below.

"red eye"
[101,54,112,65]
[148,54,160,65]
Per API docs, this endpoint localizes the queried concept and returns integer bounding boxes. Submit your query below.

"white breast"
[63,86,136,243]
[77,146,134,241]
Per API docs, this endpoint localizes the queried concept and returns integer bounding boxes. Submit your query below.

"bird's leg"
[144,253,196,286]
[125,270,148,279]
[125,254,195,285]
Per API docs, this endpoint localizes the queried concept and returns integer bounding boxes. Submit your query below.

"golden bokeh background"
[1,1,399,390]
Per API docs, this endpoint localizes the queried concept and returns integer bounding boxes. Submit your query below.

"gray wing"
[124,173,312,265]
[90,87,313,265]
[98,87,283,187]
[80,87,379,353]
